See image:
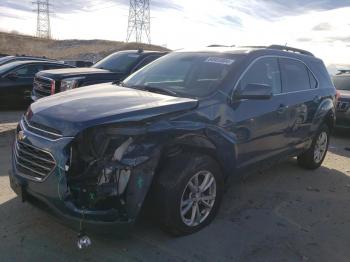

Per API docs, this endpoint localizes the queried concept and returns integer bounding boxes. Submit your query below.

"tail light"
[335,90,341,101]
[50,80,56,95]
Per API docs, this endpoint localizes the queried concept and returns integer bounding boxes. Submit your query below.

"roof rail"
[336,69,350,75]
[207,44,235,47]
[267,45,314,57]
[239,45,267,49]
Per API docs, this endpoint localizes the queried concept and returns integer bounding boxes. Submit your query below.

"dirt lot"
[0,110,349,262]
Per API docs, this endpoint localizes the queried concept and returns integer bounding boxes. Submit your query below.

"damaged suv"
[10,45,336,236]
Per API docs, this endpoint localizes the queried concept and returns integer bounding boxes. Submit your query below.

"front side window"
[238,57,281,94]
[280,58,310,92]
[123,52,243,98]
[93,53,141,72]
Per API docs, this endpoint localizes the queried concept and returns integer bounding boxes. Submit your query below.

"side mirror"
[7,72,18,80]
[235,83,272,100]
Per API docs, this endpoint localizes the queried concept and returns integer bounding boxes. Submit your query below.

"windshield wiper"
[130,85,178,96]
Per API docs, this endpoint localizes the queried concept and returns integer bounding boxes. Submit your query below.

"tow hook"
[77,233,92,249]
[77,209,92,249]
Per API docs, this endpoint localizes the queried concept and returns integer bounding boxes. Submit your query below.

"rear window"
[333,75,350,91]
[93,53,141,73]
[280,58,311,92]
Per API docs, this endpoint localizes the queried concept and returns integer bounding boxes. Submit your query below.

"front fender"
[150,124,238,179]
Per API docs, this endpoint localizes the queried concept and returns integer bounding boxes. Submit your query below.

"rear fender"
[310,98,335,133]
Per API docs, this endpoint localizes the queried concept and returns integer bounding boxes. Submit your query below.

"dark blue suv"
[9,45,336,236]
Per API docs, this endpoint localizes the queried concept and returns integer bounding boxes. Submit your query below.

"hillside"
[0,32,169,62]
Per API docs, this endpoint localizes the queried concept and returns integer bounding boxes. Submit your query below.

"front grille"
[336,100,349,112]
[22,116,62,140]
[33,76,55,98]
[14,140,56,181]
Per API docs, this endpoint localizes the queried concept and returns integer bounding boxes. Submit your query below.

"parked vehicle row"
[9,45,337,236]
[332,71,350,129]
[0,55,57,66]
[32,50,167,101]
[0,60,74,108]
[0,51,166,107]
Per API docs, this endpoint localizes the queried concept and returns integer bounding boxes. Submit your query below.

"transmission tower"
[33,0,52,39]
[126,0,151,44]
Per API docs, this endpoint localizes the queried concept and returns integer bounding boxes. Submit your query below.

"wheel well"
[324,110,335,131]
[159,144,227,180]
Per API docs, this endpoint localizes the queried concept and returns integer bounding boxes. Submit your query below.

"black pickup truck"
[31,50,167,101]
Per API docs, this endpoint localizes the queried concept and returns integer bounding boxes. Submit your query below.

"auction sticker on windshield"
[205,57,235,65]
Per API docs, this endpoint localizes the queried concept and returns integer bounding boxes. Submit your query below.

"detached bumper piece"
[9,171,133,235]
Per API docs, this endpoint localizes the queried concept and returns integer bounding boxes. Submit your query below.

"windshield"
[123,52,242,98]
[92,52,141,72]
[333,75,350,91]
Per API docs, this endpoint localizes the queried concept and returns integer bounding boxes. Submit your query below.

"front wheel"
[298,124,330,169]
[155,153,224,236]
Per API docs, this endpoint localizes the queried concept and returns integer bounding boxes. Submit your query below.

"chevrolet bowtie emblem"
[17,131,26,141]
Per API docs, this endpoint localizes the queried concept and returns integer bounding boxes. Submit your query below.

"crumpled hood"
[29,84,198,137]
[338,90,350,99]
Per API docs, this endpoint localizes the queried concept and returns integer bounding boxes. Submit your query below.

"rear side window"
[280,58,310,92]
[238,57,281,94]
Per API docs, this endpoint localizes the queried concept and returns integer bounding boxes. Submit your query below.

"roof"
[1,60,66,68]
[175,45,317,60]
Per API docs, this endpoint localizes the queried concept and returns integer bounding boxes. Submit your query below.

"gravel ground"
[0,110,349,262]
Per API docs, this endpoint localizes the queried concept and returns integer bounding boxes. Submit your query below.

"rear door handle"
[277,104,288,114]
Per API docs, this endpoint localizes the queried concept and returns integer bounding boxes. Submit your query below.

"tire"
[297,124,330,169]
[155,153,224,236]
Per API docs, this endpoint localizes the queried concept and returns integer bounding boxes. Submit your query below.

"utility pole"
[126,0,151,44]
[33,0,52,39]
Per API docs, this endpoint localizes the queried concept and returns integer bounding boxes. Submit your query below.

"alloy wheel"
[180,170,216,227]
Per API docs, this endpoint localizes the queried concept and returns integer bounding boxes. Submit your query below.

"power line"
[33,0,52,39]
[126,0,151,44]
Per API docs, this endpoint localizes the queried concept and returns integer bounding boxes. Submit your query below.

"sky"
[0,0,350,65]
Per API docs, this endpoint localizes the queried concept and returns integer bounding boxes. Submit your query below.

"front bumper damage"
[9,119,161,234]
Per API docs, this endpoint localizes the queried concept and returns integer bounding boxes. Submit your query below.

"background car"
[0,60,74,108]
[31,50,167,101]
[61,60,94,67]
[332,70,350,129]
[0,55,57,66]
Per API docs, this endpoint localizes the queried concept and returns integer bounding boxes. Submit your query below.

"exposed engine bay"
[65,125,161,219]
